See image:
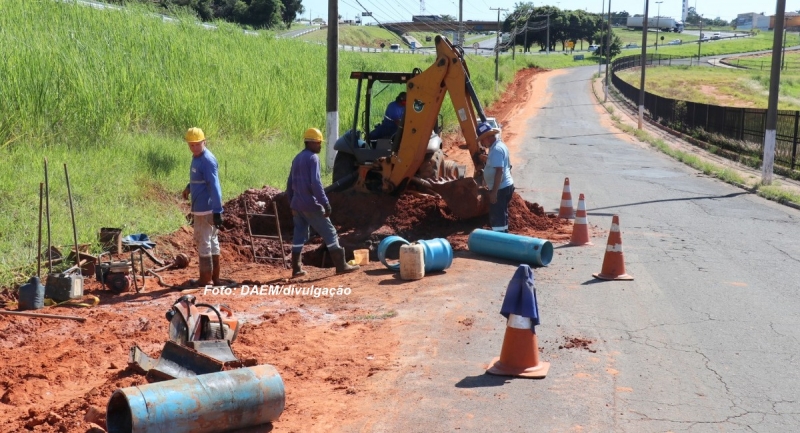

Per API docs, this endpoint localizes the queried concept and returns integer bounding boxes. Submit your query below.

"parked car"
[588,44,600,52]
[667,39,682,45]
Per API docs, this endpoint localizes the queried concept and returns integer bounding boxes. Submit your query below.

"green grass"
[0,0,521,286]
[522,52,603,68]
[724,48,800,70]
[614,28,699,47]
[299,24,404,47]
[649,31,776,57]
[615,65,800,110]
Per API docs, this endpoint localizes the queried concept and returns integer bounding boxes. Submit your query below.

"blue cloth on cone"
[499,264,540,331]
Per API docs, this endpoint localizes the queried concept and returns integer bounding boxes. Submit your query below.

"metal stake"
[64,163,80,270]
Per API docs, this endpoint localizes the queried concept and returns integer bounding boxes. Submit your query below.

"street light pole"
[655,1,662,52]
[604,0,612,101]
[490,7,507,93]
[763,0,787,184]
[697,14,703,64]
[638,0,650,129]
[599,0,605,74]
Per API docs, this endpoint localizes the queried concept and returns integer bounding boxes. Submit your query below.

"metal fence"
[611,54,800,170]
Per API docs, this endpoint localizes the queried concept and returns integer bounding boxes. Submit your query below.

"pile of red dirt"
[214,185,571,264]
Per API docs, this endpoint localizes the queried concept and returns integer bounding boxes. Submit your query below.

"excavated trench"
[219,186,572,268]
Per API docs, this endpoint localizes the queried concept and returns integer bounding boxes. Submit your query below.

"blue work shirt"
[189,149,223,215]
[484,137,513,190]
[286,149,329,213]
[369,101,405,140]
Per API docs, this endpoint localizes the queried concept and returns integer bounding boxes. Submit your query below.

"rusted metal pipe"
[106,364,285,433]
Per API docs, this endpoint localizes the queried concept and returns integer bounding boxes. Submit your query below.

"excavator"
[329,35,491,219]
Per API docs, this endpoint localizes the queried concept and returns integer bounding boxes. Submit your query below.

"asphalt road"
[351,66,800,432]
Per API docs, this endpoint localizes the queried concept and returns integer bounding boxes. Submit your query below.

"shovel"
[18,183,45,311]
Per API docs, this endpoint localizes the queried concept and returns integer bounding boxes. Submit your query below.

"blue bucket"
[417,238,453,272]
[467,229,554,267]
[378,236,410,271]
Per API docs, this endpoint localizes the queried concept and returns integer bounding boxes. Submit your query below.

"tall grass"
[0,0,520,285]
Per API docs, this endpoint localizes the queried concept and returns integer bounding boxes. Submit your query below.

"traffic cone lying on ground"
[558,177,575,219]
[592,214,634,281]
[569,193,592,246]
[486,265,550,379]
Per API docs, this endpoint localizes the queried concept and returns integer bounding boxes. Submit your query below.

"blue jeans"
[292,209,340,254]
[490,184,515,232]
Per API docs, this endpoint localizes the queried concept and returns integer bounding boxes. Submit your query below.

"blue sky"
[299,0,800,24]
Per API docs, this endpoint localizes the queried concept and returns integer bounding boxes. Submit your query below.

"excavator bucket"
[429,177,489,220]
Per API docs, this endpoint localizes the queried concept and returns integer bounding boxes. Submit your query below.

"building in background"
[769,12,800,31]
[736,12,771,30]
[682,0,688,22]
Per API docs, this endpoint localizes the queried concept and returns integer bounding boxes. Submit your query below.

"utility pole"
[638,0,650,130]
[763,0,787,185]
[782,24,787,70]
[655,1,662,52]
[604,0,612,101]
[491,7,507,92]
[523,9,533,53]
[697,15,703,65]
[547,14,550,54]
[459,0,464,46]
[599,0,605,74]
[325,0,338,169]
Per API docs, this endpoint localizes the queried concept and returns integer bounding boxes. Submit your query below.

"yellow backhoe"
[330,35,491,219]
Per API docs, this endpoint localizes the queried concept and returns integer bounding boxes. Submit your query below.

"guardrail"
[611,53,800,171]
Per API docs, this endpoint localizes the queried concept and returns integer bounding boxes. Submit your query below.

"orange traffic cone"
[557,178,575,219]
[569,193,593,246]
[487,314,550,378]
[592,215,634,280]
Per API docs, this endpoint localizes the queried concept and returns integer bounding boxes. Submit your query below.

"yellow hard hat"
[184,127,205,143]
[303,127,324,142]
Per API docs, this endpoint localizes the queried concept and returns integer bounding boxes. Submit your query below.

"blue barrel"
[417,238,453,272]
[18,276,44,310]
[106,364,285,433]
[467,229,554,267]
[378,235,410,270]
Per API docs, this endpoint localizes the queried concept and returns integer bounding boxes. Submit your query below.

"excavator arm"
[377,35,490,219]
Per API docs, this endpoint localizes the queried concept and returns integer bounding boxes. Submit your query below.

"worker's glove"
[213,213,224,229]
[323,203,332,218]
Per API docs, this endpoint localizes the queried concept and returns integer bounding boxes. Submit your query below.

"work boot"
[291,252,307,277]
[212,255,222,286]
[331,247,359,274]
[191,255,213,287]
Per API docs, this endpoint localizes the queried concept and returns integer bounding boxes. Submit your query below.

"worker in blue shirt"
[286,128,359,277]
[477,121,514,232]
[369,92,406,140]
[181,127,224,287]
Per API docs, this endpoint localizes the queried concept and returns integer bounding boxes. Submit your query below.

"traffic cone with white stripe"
[557,177,575,219]
[569,193,592,246]
[487,265,549,379]
[487,314,550,378]
[592,214,634,280]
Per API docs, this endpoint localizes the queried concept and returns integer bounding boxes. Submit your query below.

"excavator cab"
[331,35,491,219]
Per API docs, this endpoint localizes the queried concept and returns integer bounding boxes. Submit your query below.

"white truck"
[626,16,684,33]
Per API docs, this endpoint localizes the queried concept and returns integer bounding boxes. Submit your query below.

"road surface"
[348,66,800,432]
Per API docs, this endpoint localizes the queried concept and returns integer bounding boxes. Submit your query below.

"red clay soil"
[0,66,571,433]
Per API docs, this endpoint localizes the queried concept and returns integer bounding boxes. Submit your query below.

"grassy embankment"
[615,65,800,110]
[0,1,523,285]
[299,24,405,48]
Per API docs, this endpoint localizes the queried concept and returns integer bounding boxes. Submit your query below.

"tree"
[441,14,457,21]
[281,0,304,27]
[592,29,621,59]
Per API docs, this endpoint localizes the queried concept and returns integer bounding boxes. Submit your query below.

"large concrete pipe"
[106,364,285,433]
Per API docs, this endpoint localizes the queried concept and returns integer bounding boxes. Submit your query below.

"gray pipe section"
[106,364,285,433]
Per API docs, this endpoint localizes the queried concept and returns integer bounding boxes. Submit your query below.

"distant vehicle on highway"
[624,43,639,49]
[711,32,721,40]
[588,44,600,52]
[485,117,502,134]
[667,39,682,45]
[390,43,400,51]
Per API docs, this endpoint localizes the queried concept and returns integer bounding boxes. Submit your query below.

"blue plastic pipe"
[106,364,285,433]
[467,229,554,267]
[417,238,453,272]
[378,235,410,270]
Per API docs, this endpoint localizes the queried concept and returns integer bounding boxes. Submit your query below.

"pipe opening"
[106,391,133,433]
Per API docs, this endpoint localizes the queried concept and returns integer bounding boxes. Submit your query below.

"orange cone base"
[593,272,634,281]
[569,239,593,247]
[487,357,550,378]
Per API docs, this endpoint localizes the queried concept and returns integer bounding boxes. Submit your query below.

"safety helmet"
[303,127,324,142]
[184,127,205,143]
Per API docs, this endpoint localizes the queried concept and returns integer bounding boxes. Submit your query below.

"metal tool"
[0,310,86,322]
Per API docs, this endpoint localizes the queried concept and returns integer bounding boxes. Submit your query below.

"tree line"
[110,0,304,28]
